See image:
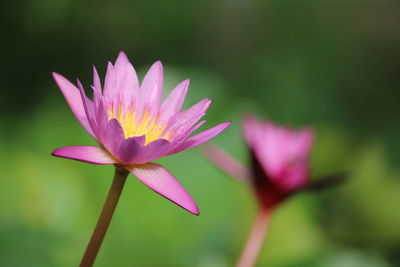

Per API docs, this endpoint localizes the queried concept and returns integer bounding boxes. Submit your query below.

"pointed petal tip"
[50,148,58,157]
[180,79,190,89]
[180,79,190,93]
[52,72,68,84]
[213,121,232,132]
[176,198,200,215]
[197,98,212,110]
[175,194,200,215]
[127,163,199,215]
[151,60,164,72]
[51,71,60,78]
[76,78,83,88]
[206,98,213,107]
[191,206,200,216]
[52,146,117,165]
[172,197,200,215]
[116,51,130,63]
[52,72,61,84]
[92,65,99,74]
[118,50,127,57]
[223,121,232,127]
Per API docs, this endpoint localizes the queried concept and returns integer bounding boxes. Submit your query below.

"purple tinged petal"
[52,72,95,138]
[201,143,250,183]
[92,93,109,137]
[158,79,189,125]
[278,163,309,191]
[126,163,199,215]
[119,136,145,164]
[166,120,206,150]
[101,118,125,157]
[77,80,99,140]
[52,146,117,164]
[133,139,171,164]
[169,121,231,154]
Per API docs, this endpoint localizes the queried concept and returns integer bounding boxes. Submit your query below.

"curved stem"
[236,207,271,267]
[80,166,129,267]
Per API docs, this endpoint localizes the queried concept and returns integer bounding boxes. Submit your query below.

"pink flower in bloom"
[52,51,231,215]
[204,115,314,209]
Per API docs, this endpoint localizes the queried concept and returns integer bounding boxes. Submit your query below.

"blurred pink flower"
[242,115,314,208]
[203,115,313,267]
[203,115,344,267]
[204,115,314,209]
[52,51,231,215]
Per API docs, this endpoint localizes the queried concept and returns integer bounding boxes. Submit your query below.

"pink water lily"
[203,115,314,267]
[203,115,345,267]
[242,115,314,207]
[204,115,314,209]
[52,52,230,266]
[52,51,230,215]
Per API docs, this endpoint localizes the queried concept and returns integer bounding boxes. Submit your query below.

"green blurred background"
[1,0,400,266]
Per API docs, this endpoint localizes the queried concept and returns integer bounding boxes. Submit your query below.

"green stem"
[80,166,129,267]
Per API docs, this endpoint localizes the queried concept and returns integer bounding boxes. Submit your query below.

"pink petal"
[169,121,231,154]
[132,139,171,164]
[165,120,206,151]
[158,79,189,125]
[103,62,115,100]
[126,163,199,215]
[177,120,207,141]
[278,163,309,191]
[200,143,250,182]
[140,61,164,116]
[118,136,145,164]
[113,51,140,106]
[101,119,125,157]
[242,114,314,189]
[92,66,102,93]
[52,146,117,164]
[52,72,95,138]
[93,96,109,135]
[77,80,100,140]
[292,128,314,158]
[166,98,212,139]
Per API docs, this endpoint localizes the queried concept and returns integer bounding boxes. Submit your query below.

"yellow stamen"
[107,106,172,145]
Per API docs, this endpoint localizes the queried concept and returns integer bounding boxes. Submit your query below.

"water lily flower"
[202,115,344,267]
[51,51,230,266]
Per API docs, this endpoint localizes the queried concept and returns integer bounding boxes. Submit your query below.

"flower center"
[107,106,172,145]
